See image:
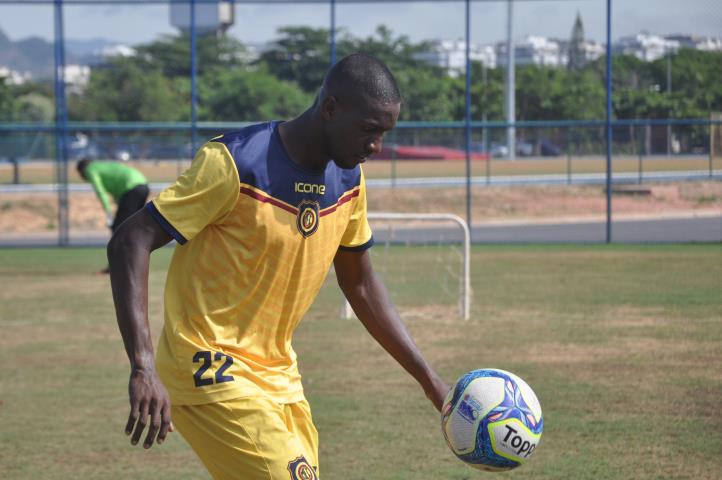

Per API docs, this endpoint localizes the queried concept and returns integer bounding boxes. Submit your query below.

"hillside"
[0,27,115,79]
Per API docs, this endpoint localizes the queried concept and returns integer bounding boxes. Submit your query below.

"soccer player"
[77,158,149,273]
[77,158,150,232]
[107,53,449,480]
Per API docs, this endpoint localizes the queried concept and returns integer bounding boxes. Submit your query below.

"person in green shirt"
[77,158,150,272]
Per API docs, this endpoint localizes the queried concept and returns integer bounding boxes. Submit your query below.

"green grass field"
[1,245,721,479]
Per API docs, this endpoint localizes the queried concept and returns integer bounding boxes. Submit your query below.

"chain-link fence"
[0,0,720,244]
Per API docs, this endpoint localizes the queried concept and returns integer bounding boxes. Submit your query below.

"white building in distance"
[665,34,722,52]
[63,64,91,94]
[0,66,31,85]
[615,33,680,61]
[413,39,496,75]
[415,36,606,72]
[414,31,721,74]
[580,40,605,62]
[497,36,566,67]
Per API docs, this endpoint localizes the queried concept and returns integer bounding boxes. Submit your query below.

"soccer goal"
[341,212,471,321]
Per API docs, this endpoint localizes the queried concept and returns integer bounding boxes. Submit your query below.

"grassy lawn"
[1,245,721,479]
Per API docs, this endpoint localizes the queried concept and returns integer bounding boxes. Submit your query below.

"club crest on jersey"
[297,200,320,238]
[287,455,317,480]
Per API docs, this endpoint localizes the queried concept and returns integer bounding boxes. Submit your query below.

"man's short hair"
[76,157,92,176]
[323,53,401,105]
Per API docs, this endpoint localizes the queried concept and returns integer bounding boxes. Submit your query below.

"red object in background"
[372,145,489,161]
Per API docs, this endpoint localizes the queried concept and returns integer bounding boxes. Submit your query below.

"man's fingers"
[125,404,139,435]
[143,402,162,449]
[156,405,172,445]
[130,401,149,446]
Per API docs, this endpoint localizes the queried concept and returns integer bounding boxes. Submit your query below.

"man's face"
[322,94,400,170]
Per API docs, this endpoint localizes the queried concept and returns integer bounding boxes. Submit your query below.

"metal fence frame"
[0,0,719,245]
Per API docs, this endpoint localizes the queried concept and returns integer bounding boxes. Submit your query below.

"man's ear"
[320,95,339,120]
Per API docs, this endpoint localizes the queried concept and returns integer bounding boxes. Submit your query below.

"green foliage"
[395,66,456,121]
[338,25,433,72]
[198,66,312,121]
[339,26,455,122]
[449,62,505,121]
[515,66,606,121]
[259,26,332,93]
[5,26,721,124]
[68,57,188,121]
[259,25,459,121]
[135,33,248,77]
[14,93,53,122]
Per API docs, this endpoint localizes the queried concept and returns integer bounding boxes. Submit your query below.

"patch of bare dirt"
[368,182,722,223]
[1,182,720,234]
[1,192,110,233]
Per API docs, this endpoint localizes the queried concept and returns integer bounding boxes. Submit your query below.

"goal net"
[339,212,471,321]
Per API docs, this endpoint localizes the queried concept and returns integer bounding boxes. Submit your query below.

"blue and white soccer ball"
[441,368,543,472]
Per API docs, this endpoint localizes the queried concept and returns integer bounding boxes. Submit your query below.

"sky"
[0,0,720,47]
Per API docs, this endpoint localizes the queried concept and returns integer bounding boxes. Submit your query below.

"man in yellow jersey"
[107,53,449,479]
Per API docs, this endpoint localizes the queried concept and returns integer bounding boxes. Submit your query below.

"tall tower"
[170,0,234,36]
[568,12,586,71]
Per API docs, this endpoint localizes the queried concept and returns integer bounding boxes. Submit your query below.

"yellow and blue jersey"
[146,121,373,405]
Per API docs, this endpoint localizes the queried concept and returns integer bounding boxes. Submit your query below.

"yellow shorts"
[172,396,319,480]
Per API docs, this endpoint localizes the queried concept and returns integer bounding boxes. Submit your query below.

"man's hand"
[126,368,173,449]
[424,373,451,413]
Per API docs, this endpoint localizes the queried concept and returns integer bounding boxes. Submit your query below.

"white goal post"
[342,212,471,321]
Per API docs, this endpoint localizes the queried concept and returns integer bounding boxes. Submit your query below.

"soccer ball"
[441,368,543,471]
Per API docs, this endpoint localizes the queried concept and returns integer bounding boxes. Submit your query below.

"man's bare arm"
[334,248,449,411]
[107,208,173,448]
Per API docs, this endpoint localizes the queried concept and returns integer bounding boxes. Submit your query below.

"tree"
[396,66,456,121]
[447,61,505,122]
[198,66,312,122]
[339,25,432,72]
[259,26,332,93]
[68,57,188,121]
[15,93,53,122]
[259,25,457,121]
[568,13,587,72]
[135,33,248,78]
[0,78,14,121]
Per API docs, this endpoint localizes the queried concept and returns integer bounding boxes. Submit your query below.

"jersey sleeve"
[339,168,374,251]
[146,142,239,245]
[87,170,112,213]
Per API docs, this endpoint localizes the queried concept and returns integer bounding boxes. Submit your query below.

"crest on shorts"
[287,455,317,480]
[296,200,320,238]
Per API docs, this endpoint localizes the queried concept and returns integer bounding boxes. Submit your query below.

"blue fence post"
[330,0,337,65]
[710,116,714,178]
[53,0,69,246]
[638,122,644,184]
[190,0,198,172]
[464,0,472,229]
[605,0,613,243]
[485,123,491,185]
[566,126,571,185]
[390,127,397,189]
